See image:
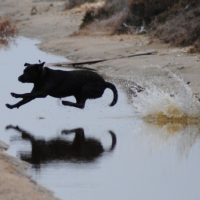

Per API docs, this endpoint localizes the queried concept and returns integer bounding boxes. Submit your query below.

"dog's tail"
[103,130,117,152]
[108,130,117,151]
[105,82,118,106]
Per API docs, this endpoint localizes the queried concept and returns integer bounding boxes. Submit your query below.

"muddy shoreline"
[1,0,200,95]
[2,0,199,96]
[1,0,200,199]
[0,145,59,200]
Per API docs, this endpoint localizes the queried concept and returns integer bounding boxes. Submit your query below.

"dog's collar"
[42,67,46,74]
[40,67,46,77]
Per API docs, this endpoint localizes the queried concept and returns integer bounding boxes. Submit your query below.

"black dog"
[6,125,116,167]
[6,62,118,109]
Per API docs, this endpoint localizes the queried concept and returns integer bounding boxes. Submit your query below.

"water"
[132,72,200,119]
[1,37,200,200]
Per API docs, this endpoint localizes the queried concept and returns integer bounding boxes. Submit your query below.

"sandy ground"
[1,0,200,199]
[1,0,200,95]
[0,142,59,200]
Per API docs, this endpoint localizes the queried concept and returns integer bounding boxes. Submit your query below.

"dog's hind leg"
[62,98,86,109]
[80,82,106,99]
[62,92,86,108]
[62,82,106,109]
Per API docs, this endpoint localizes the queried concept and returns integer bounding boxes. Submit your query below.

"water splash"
[127,71,200,122]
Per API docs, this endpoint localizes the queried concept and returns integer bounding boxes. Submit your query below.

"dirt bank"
[0,0,200,199]
[1,0,200,95]
[0,142,59,200]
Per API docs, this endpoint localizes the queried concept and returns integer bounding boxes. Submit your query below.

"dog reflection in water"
[6,125,116,168]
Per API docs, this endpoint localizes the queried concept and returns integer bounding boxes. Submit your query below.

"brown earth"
[1,0,200,95]
[0,0,200,199]
[0,141,59,200]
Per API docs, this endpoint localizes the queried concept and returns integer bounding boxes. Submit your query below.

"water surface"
[1,37,200,200]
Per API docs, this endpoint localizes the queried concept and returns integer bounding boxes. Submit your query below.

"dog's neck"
[38,67,46,80]
[42,67,46,75]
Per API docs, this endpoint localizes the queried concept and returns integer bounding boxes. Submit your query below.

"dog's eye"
[25,70,31,75]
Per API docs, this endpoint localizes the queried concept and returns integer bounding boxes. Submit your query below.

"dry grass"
[0,16,18,46]
[65,0,98,9]
[80,0,187,32]
[152,2,200,52]
[77,0,200,52]
[79,0,129,34]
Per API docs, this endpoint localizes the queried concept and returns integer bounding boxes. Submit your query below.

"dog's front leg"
[6,125,35,141]
[10,92,22,98]
[6,98,34,109]
[10,91,47,98]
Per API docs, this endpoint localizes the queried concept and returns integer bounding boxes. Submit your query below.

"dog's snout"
[18,75,23,82]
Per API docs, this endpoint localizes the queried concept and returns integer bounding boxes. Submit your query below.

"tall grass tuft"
[0,16,18,46]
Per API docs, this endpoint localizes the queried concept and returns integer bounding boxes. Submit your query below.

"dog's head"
[18,62,45,83]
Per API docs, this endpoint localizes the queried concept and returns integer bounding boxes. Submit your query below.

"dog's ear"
[41,62,45,66]
[38,62,45,71]
[24,63,30,67]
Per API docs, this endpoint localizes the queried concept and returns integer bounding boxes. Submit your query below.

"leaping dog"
[6,62,118,109]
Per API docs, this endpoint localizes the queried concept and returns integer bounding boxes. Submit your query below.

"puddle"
[1,37,200,200]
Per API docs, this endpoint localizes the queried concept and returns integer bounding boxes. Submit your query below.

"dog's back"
[47,68,105,84]
[45,68,106,98]
[6,63,118,109]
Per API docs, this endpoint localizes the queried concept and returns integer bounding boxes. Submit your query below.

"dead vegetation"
[79,0,191,33]
[152,2,200,53]
[0,16,18,46]
[65,0,98,9]
[66,0,200,52]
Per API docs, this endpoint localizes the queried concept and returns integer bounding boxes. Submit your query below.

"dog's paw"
[61,130,71,134]
[5,104,13,109]
[11,93,19,98]
[5,125,12,130]
[62,101,69,106]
